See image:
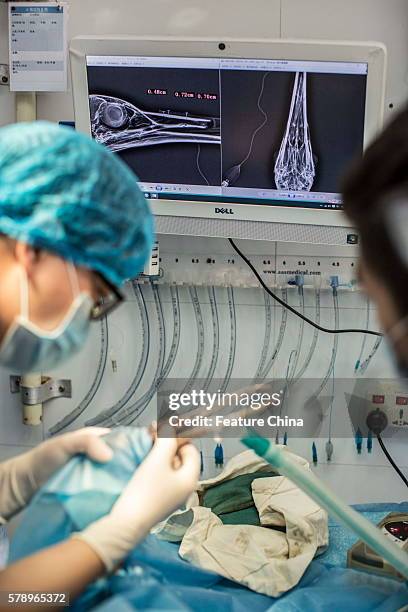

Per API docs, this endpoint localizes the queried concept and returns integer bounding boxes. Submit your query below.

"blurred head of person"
[0,121,154,372]
[343,105,408,376]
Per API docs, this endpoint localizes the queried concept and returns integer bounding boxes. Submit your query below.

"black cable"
[377,434,408,488]
[228,238,383,337]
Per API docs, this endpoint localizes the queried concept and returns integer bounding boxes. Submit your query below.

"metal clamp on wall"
[10,375,72,425]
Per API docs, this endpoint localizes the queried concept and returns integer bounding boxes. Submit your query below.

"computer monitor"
[70,37,386,244]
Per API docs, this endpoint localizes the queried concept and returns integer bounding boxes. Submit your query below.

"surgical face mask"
[383,315,408,381]
[0,263,93,373]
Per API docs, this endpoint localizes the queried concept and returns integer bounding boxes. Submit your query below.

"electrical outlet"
[0,64,9,86]
[365,382,408,428]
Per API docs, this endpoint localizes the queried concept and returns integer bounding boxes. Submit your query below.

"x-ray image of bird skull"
[87,61,366,195]
[274,72,316,191]
[90,94,221,152]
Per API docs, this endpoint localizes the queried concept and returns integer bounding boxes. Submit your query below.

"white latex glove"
[74,437,200,573]
[0,427,112,521]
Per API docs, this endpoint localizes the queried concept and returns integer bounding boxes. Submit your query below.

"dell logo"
[215,207,234,215]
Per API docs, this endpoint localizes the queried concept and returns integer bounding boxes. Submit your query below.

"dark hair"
[342,105,408,317]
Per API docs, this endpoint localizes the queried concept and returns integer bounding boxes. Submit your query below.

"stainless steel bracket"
[10,376,72,405]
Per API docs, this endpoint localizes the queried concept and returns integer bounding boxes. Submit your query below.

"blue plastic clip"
[312,442,318,465]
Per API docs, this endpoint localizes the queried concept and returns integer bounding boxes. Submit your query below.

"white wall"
[2,0,407,124]
[0,0,407,504]
[0,3,15,126]
[34,0,408,125]
[282,0,408,116]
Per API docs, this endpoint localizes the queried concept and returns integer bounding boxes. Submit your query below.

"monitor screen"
[86,55,367,211]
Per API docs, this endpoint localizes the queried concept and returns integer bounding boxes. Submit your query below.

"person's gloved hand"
[0,427,112,521]
[74,437,200,573]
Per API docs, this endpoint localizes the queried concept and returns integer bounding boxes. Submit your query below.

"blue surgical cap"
[0,121,154,286]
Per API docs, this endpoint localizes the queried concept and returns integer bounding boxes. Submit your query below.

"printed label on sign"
[8,2,68,92]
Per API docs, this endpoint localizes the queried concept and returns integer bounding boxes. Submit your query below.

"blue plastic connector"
[312,442,318,465]
[214,443,224,467]
[367,430,373,453]
[330,276,339,291]
[355,427,363,454]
